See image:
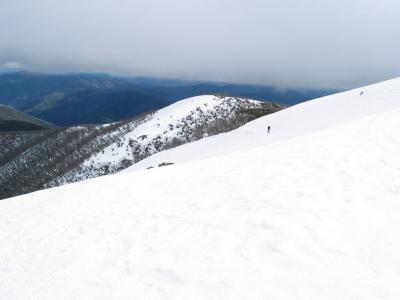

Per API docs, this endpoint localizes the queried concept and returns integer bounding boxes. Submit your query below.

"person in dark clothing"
[268,126,271,133]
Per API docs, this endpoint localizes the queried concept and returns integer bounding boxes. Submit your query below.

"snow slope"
[128,78,400,171]
[1,78,400,299]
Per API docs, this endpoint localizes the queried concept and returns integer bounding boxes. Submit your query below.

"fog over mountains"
[1,0,400,88]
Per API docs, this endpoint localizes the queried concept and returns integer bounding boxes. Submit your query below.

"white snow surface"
[1,78,400,299]
[127,78,400,170]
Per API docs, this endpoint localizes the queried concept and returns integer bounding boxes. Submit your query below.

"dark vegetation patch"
[158,162,175,167]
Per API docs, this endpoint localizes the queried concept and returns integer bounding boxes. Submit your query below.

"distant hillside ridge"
[0,105,55,132]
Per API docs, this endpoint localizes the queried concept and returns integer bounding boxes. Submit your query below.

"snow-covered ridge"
[86,95,260,164]
[128,77,400,171]
[49,95,280,186]
[1,78,400,299]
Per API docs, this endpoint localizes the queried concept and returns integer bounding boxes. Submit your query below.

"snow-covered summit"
[1,78,400,299]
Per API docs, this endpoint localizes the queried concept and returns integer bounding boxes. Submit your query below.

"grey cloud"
[1,0,399,88]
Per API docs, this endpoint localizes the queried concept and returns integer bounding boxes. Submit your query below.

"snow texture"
[1,78,400,299]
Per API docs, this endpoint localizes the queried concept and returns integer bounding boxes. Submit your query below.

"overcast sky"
[1,0,399,88]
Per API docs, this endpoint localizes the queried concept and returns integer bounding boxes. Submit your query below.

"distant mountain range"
[0,72,340,126]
